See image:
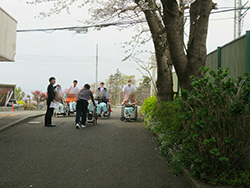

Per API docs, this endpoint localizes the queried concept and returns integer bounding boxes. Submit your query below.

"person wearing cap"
[75,84,96,129]
[122,79,137,99]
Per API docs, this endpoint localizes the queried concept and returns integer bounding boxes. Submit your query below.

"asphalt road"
[0,108,190,188]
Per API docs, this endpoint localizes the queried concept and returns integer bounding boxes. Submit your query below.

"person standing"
[68,80,80,96]
[67,80,80,112]
[122,79,137,99]
[96,82,108,117]
[97,82,108,99]
[75,84,96,129]
[44,77,59,127]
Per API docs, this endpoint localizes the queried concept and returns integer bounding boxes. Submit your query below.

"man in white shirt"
[122,79,136,99]
[67,80,80,112]
[68,80,80,97]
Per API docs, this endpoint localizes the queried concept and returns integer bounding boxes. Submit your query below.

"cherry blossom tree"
[27,0,216,103]
[31,90,47,109]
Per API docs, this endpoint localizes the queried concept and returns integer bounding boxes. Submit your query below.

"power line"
[16,7,250,33]
[14,53,139,69]
[16,19,147,33]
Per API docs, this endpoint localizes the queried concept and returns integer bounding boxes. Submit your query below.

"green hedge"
[141,67,250,186]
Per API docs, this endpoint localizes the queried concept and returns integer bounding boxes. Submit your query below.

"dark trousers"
[75,99,88,125]
[45,103,54,125]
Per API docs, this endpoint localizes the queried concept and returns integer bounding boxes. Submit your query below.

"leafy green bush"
[141,68,250,186]
[181,67,250,186]
[140,95,158,117]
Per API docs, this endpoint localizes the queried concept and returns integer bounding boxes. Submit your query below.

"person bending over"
[75,84,96,129]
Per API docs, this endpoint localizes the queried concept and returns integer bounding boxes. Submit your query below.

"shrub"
[140,95,158,117]
[181,67,250,186]
[17,100,27,106]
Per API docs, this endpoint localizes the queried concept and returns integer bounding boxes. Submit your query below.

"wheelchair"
[54,101,68,117]
[64,93,77,116]
[87,104,98,125]
[120,105,138,121]
[95,97,111,118]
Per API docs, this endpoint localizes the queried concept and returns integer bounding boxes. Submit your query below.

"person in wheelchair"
[54,85,66,116]
[96,82,108,117]
[55,100,68,116]
[88,97,98,113]
[121,92,137,121]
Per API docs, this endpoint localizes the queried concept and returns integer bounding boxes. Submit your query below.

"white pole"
[234,0,237,39]
[95,44,98,90]
[5,91,13,107]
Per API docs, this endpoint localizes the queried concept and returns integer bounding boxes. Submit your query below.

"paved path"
[0,108,189,188]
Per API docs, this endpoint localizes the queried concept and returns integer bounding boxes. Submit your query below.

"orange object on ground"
[12,101,14,112]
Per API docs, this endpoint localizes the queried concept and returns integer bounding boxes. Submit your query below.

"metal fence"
[205,30,250,80]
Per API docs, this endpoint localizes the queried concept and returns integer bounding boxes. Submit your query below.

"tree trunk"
[161,0,214,91]
[136,0,173,104]
[156,44,173,103]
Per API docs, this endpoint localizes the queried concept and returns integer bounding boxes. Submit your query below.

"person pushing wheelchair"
[96,82,109,117]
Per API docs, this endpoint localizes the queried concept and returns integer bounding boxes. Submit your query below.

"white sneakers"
[76,123,86,129]
[81,124,86,128]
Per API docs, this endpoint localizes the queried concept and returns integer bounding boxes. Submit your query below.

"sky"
[0,0,250,97]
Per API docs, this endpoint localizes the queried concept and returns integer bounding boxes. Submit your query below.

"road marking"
[0,114,22,119]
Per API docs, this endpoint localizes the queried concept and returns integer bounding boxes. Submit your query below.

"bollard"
[12,101,14,112]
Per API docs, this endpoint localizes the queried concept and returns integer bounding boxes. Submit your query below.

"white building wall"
[0,7,17,61]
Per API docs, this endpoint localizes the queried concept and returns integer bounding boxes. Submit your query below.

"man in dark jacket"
[75,84,96,129]
[45,77,59,127]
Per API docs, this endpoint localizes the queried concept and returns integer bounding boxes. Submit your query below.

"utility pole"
[234,0,249,39]
[234,0,242,39]
[95,44,98,90]
[237,0,242,38]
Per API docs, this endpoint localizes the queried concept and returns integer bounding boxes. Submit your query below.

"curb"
[182,168,244,188]
[0,113,45,132]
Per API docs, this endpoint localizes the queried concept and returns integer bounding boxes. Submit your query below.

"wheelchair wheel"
[93,108,98,125]
[54,111,58,117]
[134,106,138,121]
[106,105,111,118]
[120,106,125,121]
